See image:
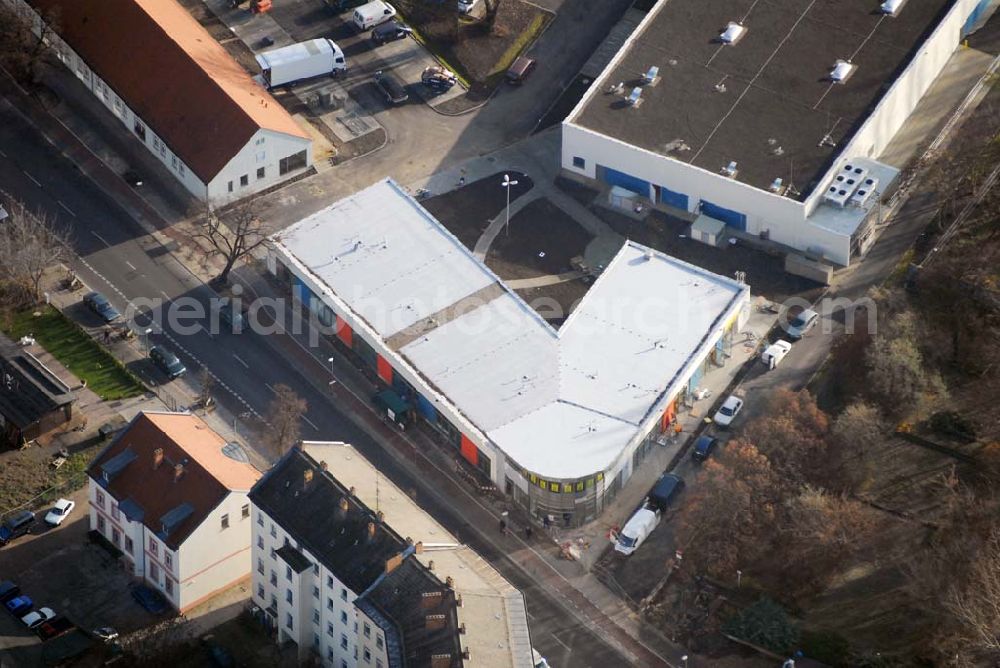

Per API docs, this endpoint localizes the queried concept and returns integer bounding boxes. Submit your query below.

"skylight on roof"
[719,22,747,45]
[829,60,856,84]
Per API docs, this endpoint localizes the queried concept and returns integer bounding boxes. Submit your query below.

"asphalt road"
[0,96,632,667]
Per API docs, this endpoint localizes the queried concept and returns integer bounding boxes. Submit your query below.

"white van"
[353,0,396,31]
[761,340,792,369]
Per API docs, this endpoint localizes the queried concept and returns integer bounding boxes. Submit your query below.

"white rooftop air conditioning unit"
[720,22,747,45]
[769,178,784,193]
[721,161,738,178]
[830,60,856,84]
[641,65,660,86]
[625,87,643,107]
[880,0,906,16]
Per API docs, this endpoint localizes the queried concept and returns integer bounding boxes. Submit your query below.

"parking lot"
[0,488,164,667]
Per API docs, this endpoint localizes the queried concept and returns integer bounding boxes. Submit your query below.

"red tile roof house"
[11,0,312,203]
[87,412,261,613]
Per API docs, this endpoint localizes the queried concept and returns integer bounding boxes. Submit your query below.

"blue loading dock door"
[601,167,650,198]
[657,185,689,210]
[700,200,747,232]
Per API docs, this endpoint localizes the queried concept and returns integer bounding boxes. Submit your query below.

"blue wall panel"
[658,185,689,210]
[700,200,747,231]
[601,166,650,197]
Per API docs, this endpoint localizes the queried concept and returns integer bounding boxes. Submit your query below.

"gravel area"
[486,198,594,280]
[421,171,534,249]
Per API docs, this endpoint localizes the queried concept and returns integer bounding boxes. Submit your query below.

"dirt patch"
[592,207,826,304]
[396,0,552,87]
[421,171,534,249]
[486,198,594,280]
[515,279,591,328]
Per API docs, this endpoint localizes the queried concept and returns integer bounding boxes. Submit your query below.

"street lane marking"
[125,261,137,271]
[0,149,7,157]
[23,170,41,186]
[160,291,170,300]
[265,383,276,393]
[233,353,249,368]
[57,200,76,217]
[302,415,319,431]
[551,634,571,652]
[90,231,111,247]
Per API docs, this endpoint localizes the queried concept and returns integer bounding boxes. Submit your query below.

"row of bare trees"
[0,4,58,85]
[0,196,70,306]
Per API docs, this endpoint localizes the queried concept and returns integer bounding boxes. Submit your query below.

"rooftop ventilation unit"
[714,81,727,93]
[641,65,660,86]
[625,87,643,107]
[823,163,869,207]
[721,161,738,178]
[880,0,906,16]
[850,177,879,207]
[769,177,785,194]
[720,22,747,45]
[829,60,856,84]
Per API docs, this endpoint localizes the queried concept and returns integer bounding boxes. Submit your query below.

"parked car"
[214,298,245,332]
[0,510,35,546]
[131,585,167,614]
[6,595,33,616]
[149,345,186,380]
[421,65,456,92]
[691,435,719,462]
[614,473,684,556]
[457,0,481,14]
[784,308,819,341]
[201,634,235,668]
[22,607,57,629]
[506,56,536,84]
[122,170,143,187]
[38,616,75,641]
[371,20,411,45]
[712,395,744,428]
[353,0,396,31]
[761,340,793,369]
[374,70,409,104]
[0,581,20,604]
[44,499,76,526]
[93,626,119,642]
[83,291,121,323]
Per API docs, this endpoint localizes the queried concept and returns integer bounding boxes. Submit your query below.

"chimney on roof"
[421,591,443,609]
[338,496,349,515]
[349,486,356,496]
[462,648,471,661]
[376,510,384,523]
[320,461,328,472]
[367,521,376,540]
[445,576,455,589]
[173,462,184,483]
[414,541,424,555]
[303,469,313,486]
[153,448,164,470]
[425,614,447,631]
[428,559,434,571]
[385,553,403,574]
[459,623,466,635]
[430,655,452,668]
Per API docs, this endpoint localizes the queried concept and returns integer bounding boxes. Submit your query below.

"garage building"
[268,180,750,526]
[562,0,997,267]
[8,0,313,203]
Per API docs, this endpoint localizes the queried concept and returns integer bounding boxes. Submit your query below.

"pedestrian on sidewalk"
[499,518,507,535]
[458,176,466,187]
[524,525,533,540]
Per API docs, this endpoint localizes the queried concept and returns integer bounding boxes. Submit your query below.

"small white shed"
[690,215,727,247]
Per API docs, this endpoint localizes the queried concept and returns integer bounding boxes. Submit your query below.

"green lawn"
[2,306,145,400]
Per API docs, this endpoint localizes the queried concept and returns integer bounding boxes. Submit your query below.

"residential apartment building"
[5,0,312,202]
[249,442,534,668]
[87,412,261,613]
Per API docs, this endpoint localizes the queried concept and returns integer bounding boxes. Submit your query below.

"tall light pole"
[681,655,688,668]
[502,173,518,237]
[140,327,152,355]
[327,357,337,387]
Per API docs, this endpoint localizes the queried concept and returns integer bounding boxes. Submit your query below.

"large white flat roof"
[275,180,747,479]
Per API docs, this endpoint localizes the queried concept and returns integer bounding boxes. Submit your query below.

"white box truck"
[255,39,346,89]
[353,0,396,31]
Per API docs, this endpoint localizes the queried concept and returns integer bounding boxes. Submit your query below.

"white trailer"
[255,39,346,89]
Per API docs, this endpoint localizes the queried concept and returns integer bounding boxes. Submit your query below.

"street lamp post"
[681,655,688,668]
[327,357,337,387]
[737,569,742,588]
[501,174,519,237]
[140,327,152,355]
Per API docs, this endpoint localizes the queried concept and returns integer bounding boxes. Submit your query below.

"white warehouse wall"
[207,129,313,204]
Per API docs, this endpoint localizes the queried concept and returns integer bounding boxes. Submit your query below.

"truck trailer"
[255,39,346,89]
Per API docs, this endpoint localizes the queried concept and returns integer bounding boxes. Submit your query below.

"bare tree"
[829,401,885,492]
[267,383,307,455]
[0,195,70,304]
[192,195,270,286]
[0,4,59,85]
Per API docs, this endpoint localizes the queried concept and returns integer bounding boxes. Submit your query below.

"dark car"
[201,635,235,668]
[38,616,75,641]
[371,20,411,45]
[691,435,719,463]
[0,510,35,546]
[421,66,456,92]
[0,581,20,604]
[215,298,245,332]
[83,292,121,323]
[506,55,536,84]
[149,345,186,380]
[6,595,33,617]
[131,585,167,614]
[374,70,409,104]
[647,473,685,512]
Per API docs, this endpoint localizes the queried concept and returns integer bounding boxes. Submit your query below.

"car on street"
[38,617,75,641]
[506,56,536,84]
[0,510,35,546]
[131,585,167,614]
[214,298,245,332]
[713,395,744,428]
[44,499,76,526]
[374,70,409,104]
[123,170,143,187]
[371,20,411,45]
[93,627,119,642]
[691,435,719,462]
[22,607,57,629]
[83,291,121,323]
[615,473,684,556]
[784,308,819,341]
[149,345,186,380]
[6,595,33,616]
[421,65,457,92]
[0,581,20,604]
[761,340,793,369]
